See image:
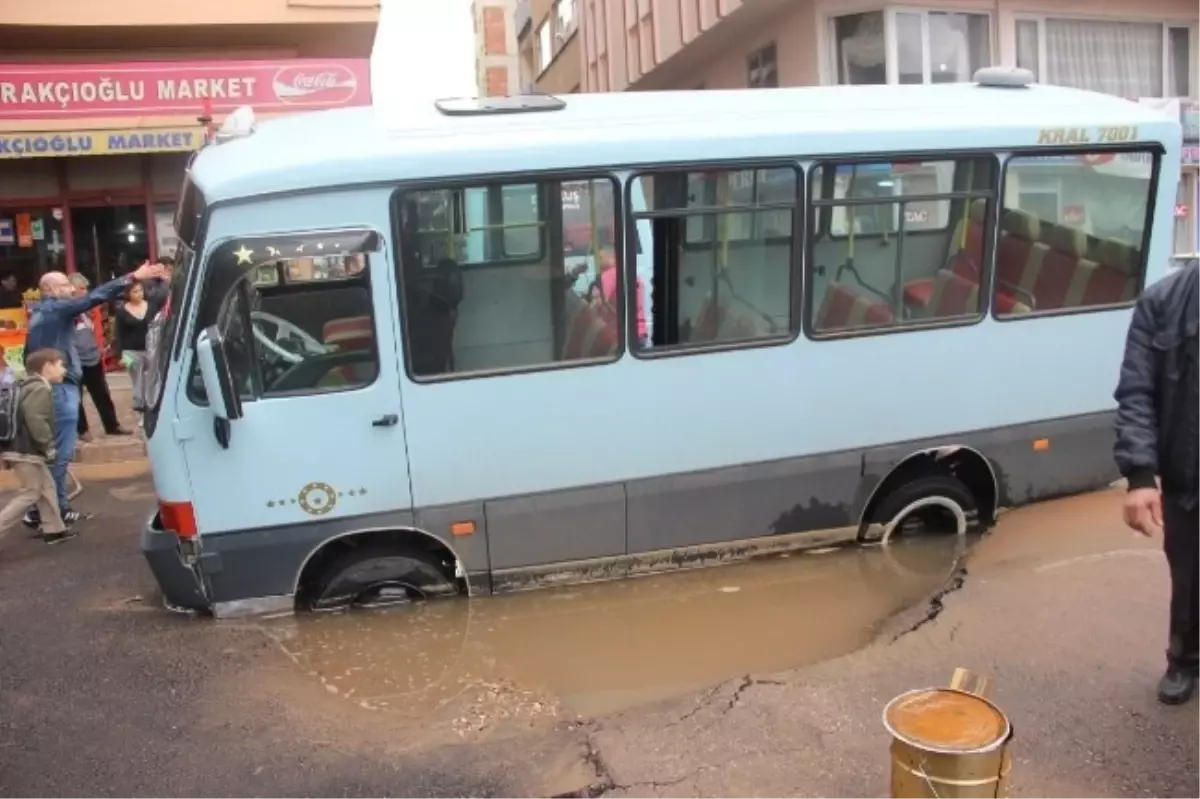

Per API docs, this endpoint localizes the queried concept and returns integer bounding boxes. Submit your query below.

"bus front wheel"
[307,545,459,611]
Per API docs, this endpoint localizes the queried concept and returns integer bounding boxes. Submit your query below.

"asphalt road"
[0,476,1195,797]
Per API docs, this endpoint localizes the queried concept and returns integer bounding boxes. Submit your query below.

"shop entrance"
[71,205,151,286]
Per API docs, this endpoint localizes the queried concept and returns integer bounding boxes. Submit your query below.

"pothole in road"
[257,534,974,730]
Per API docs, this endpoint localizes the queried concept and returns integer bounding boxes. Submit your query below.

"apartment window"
[1015,18,1193,98]
[538,21,553,70]
[994,151,1156,318]
[831,9,990,85]
[747,43,779,88]
[396,177,620,378]
[485,66,509,97]
[556,0,577,38]
[629,166,799,351]
[808,157,995,335]
[483,6,509,56]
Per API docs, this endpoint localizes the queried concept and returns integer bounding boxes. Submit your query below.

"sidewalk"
[75,370,147,465]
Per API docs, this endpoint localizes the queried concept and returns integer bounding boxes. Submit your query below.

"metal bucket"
[884,687,1013,798]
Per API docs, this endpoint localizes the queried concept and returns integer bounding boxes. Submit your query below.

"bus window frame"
[989,143,1163,324]
[623,159,805,361]
[405,183,549,268]
[390,169,628,385]
[183,227,384,408]
[801,150,1002,342]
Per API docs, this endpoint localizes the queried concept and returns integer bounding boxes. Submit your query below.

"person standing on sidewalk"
[68,274,130,442]
[23,262,164,526]
[1113,259,1199,705]
[0,348,77,545]
[114,280,158,421]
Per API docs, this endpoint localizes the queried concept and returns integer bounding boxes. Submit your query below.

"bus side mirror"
[195,325,243,449]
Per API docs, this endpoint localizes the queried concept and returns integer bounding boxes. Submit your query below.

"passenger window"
[395,176,621,379]
[630,166,798,350]
[994,151,1154,317]
[808,157,995,336]
[410,185,544,266]
[188,235,380,403]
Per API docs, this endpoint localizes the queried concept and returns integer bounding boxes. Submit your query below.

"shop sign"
[0,219,12,245]
[29,219,43,240]
[0,127,200,159]
[0,59,371,120]
[1183,145,1199,167]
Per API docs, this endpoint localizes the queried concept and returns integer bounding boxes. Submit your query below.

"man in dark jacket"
[24,262,163,525]
[1114,259,1199,705]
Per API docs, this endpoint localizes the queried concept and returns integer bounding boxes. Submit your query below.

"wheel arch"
[857,445,999,534]
[292,526,470,605]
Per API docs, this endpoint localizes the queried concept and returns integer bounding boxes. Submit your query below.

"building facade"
[0,0,377,289]
[474,0,522,97]
[517,0,581,94]
[577,0,1198,255]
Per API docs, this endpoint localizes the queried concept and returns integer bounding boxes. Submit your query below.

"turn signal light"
[159,500,198,539]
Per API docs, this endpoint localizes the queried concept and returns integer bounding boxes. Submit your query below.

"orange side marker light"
[450,521,476,537]
[1033,438,1050,452]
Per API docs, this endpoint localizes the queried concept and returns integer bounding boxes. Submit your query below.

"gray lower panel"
[142,411,1121,614]
[485,483,625,570]
[626,449,862,553]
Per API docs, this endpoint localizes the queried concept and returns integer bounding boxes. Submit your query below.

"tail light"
[159,500,198,539]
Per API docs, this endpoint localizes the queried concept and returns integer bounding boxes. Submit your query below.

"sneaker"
[42,529,79,545]
[21,508,41,529]
[61,509,89,524]
[1158,667,1197,705]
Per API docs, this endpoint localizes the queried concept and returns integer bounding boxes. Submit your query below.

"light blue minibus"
[140,69,1182,617]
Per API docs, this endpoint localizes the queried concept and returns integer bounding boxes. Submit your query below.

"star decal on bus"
[233,245,254,265]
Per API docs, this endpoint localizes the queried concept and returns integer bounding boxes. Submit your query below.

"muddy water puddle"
[261,535,971,727]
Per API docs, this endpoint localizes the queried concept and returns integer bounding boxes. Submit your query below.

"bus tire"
[871,475,980,543]
[308,545,458,611]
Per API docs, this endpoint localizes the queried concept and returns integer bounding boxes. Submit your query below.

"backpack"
[0,376,21,445]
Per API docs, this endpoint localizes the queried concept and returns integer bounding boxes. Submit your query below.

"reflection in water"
[263,535,970,721]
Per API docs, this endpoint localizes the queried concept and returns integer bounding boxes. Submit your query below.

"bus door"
[181,215,413,547]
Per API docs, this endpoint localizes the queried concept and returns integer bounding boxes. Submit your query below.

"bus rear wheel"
[872,474,980,543]
[307,545,459,611]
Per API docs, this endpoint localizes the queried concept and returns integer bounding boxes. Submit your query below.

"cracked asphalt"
[0,476,1196,797]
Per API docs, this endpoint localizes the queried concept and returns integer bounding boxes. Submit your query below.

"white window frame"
[537,20,553,73]
[1012,14,1195,98]
[556,0,577,40]
[821,6,993,86]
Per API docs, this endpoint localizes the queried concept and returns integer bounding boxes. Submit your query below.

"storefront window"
[0,209,66,296]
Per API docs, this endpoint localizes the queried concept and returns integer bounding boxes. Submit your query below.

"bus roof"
[190,82,1181,204]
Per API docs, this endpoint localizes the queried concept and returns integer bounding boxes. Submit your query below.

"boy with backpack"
[0,348,76,544]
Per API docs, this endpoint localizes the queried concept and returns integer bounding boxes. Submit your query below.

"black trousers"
[76,362,120,435]
[1164,497,1199,674]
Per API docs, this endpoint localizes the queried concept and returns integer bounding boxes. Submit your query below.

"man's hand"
[132,261,166,282]
[1123,487,1163,537]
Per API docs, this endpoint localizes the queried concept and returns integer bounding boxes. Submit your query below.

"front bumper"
[140,522,209,612]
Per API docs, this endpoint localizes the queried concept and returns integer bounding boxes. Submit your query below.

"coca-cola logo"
[272,64,359,106]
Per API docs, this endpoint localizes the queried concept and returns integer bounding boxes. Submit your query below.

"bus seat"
[1085,239,1141,305]
[322,315,375,383]
[814,282,894,333]
[902,198,988,313]
[323,315,374,351]
[926,269,980,319]
[692,295,758,343]
[1030,223,1088,310]
[993,210,1042,313]
[561,292,617,360]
